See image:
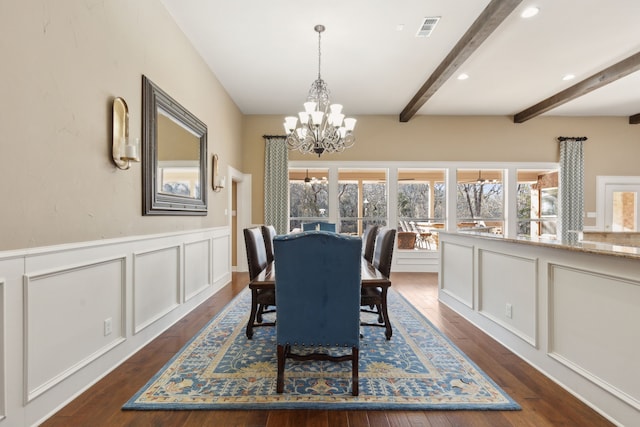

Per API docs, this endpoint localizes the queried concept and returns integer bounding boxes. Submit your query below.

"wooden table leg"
[246,288,259,339]
[380,287,392,340]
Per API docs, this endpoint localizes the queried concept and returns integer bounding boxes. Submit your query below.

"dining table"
[246,258,392,339]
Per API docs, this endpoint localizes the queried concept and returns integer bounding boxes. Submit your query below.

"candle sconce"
[212,154,225,192]
[112,97,140,170]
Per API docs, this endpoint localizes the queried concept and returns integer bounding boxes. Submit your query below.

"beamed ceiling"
[161,0,640,123]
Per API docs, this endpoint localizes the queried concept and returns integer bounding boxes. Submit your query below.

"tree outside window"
[289,169,329,230]
[456,169,504,233]
[338,181,387,234]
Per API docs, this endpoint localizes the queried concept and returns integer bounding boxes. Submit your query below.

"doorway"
[229,166,251,272]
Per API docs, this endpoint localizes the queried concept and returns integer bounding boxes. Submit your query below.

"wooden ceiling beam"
[629,113,640,124]
[514,51,640,123]
[399,0,522,123]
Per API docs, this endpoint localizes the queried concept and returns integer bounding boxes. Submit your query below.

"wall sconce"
[112,97,140,170]
[212,154,226,192]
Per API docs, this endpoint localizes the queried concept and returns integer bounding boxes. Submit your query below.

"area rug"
[123,288,520,411]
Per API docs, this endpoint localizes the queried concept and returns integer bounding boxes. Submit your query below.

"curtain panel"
[264,136,289,234]
[559,137,586,243]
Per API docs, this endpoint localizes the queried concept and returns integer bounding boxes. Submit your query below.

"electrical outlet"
[104,318,113,336]
[505,303,513,319]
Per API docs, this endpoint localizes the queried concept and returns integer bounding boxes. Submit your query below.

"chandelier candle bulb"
[344,118,357,131]
[311,111,324,125]
[331,113,345,126]
[284,117,298,132]
[304,102,317,113]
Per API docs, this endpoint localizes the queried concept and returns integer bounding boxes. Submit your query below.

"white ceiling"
[160,0,640,120]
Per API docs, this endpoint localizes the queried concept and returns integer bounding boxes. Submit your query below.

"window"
[397,169,445,250]
[456,169,504,234]
[288,168,329,231]
[517,169,557,238]
[286,162,558,245]
[338,169,387,235]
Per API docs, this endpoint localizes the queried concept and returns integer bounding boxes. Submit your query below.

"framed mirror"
[142,75,208,215]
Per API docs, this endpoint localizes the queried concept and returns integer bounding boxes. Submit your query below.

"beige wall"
[243,115,640,225]
[0,0,243,251]
[3,1,639,251]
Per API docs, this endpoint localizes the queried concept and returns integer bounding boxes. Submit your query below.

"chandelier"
[284,25,356,157]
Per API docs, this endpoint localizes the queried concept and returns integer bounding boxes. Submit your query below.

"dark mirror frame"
[142,75,208,215]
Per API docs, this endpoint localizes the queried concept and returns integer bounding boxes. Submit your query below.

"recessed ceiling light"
[521,6,539,18]
[457,73,469,80]
[562,74,575,81]
[396,24,405,32]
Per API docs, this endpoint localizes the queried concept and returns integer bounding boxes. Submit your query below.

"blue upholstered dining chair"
[301,221,337,232]
[273,231,362,396]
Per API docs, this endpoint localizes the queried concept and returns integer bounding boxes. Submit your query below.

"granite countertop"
[444,230,640,260]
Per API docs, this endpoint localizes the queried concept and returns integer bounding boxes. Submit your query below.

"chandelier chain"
[317,28,322,80]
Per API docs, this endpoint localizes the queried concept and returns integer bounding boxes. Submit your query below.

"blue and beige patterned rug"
[123,288,520,411]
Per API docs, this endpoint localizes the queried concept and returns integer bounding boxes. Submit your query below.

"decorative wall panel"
[133,246,180,334]
[212,233,231,286]
[440,241,474,307]
[24,257,125,402]
[184,239,211,302]
[549,264,640,410]
[479,249,537,346]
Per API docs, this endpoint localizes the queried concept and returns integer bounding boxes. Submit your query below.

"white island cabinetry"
[438,232,639,427]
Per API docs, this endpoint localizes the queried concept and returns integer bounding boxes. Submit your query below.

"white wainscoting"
[439,241,474,308]
[393,249,439,273]
[184,239,212,302]
[478,249,538,347]
[133,246,181,334]
[548,264,640,411]
[438,232,640,427]
[0,227,231,427]
[0,278,5,423]
[24,256,127,403]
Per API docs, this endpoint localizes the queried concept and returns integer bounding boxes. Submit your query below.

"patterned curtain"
[264,135,289,234]
[558,137,586,243]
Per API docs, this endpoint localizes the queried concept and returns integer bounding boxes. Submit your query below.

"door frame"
[595,176,640,231]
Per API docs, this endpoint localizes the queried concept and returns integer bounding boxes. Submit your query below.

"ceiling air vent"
[416,16,440,37]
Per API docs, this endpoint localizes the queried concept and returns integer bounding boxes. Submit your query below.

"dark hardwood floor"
[41,272,613,427]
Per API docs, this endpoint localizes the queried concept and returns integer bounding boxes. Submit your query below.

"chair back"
[319,222,337,232]
[372,227,396,278]
[302,221,336,232]
[302,221,320,231]
[274,231,361,347]
[362,225,379,263]
[261,225,277,263]
[243,227,268,280]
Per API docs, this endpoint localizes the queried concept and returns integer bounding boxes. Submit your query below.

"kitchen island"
[438,231,639,427]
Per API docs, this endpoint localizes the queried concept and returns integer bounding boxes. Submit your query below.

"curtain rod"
[557,136,588,142]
